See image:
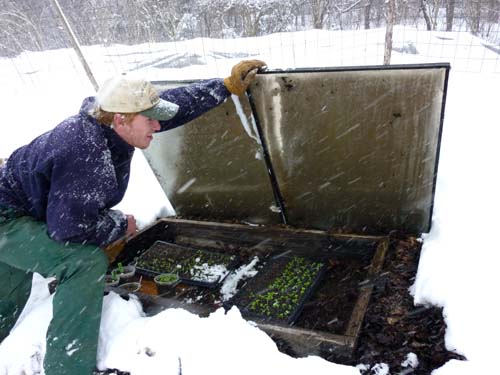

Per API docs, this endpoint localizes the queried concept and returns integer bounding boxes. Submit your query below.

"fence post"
[50,0,99,91]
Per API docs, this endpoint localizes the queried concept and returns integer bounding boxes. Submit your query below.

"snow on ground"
[96,293,357,375]
[411,70,500,373]
[0,27,499,374]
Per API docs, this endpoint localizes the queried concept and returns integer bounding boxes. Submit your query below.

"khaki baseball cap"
[97,76,179,121]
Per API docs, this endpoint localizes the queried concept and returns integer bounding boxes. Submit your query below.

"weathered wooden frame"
[114,217,389,358]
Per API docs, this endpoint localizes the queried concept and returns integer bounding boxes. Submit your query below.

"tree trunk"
[383,0,395,65]
[364,0,374,29]
[310,0,329,29]
[473,0,481,35]
[445,0,455,31]
[420,0,432,31]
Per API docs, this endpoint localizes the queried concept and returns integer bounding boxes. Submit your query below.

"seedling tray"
[135,241,238,288]
[227,255,326,325]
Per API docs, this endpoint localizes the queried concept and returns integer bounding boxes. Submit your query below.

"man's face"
[114,114,161,149]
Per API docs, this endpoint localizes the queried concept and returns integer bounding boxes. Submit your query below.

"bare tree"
[198,0,231,38]
[384,0,396,65]
[372,0,386,27]
[332,0,363,30]
[288,0,307,30]
[465,0,482,35]
[364,0,374,29]
[308,0,331,29]
[233,0,268,36]
[420,0,433,30]
[224,0,289,37]
[148,0,186,41]
[0,9,45,55]
[484,0,500,38]
[419,0,447,31]
[260,3,295,34]
[431,0,441,29]
[445,0,455,31]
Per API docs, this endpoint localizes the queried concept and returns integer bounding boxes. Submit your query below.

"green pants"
[0,216,108,374]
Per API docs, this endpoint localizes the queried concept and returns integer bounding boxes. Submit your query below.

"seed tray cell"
[135,241,239,288]
[227,255,326,325]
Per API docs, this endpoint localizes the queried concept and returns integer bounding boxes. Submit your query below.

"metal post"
[50,0,99,91]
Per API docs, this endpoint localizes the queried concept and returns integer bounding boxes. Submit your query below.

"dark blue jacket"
[0,79,230,246]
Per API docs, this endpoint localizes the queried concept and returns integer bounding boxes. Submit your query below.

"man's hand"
[125,214,137,236]
[103,214,136,263]
[224,59,267,96]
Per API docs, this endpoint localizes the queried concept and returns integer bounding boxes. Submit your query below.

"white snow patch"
[231,94,262,155]
[0,273,53,375]
[190,262,228,283]
[221,256,260,301]
[370,363,389,375]
[401,352,419,368]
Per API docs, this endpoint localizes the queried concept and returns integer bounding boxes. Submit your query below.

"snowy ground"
[0,27,499,374]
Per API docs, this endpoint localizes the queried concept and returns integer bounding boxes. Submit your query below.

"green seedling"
[248,256,323,320]
[155,273,179,284]
[117,262,125,273]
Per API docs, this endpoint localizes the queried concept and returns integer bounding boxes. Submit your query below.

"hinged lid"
[145,63,449,235]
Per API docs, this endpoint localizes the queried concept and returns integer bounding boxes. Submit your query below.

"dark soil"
[343,232,466,374]
[296,255,371,334]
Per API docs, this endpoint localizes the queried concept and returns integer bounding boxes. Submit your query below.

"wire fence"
[0,0,498,93]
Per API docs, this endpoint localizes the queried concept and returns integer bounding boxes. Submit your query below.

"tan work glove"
[224,59,267,96]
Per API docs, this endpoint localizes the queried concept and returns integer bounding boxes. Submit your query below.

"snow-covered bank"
[412,71,500,374]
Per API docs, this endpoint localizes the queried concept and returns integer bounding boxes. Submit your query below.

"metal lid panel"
[250,67,447,233]
[144,83,282,224]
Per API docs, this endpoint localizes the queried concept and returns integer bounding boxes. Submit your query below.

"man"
[0,59,266,374]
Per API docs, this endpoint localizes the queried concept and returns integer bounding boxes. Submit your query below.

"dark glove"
[223,59,267,96]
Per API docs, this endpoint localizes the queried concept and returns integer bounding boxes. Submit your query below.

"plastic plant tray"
[227,255,326,325]
[135,241,238,288]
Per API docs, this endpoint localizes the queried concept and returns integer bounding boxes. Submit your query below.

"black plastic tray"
[226,255,326,325]
[135,241,239,288]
